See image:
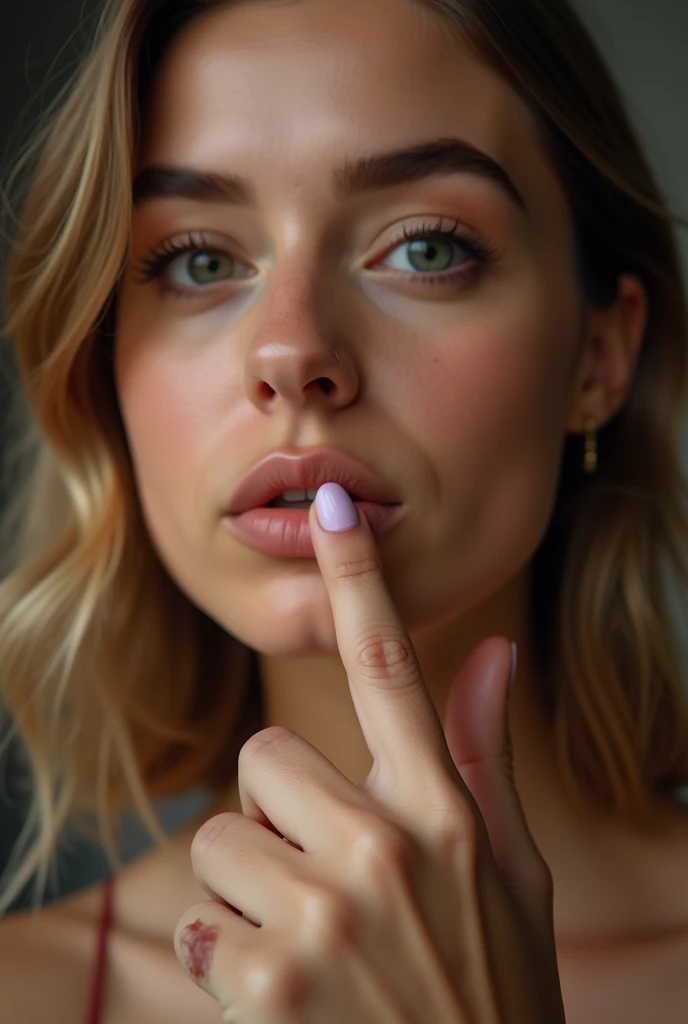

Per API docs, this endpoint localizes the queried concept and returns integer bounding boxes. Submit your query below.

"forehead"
[139,0,563,216]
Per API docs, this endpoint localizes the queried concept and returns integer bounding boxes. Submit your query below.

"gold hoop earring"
[583,417,598,474]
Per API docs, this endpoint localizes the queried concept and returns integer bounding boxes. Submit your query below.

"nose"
[244,276,360,415]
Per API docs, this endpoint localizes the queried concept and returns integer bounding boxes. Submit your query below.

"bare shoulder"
[0,880,223,1024]
[0,888,99,1024]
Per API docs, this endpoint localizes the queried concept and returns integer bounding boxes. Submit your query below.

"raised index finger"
[308,481,459,796]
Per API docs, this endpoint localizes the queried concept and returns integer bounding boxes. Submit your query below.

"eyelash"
[133,218,499,297]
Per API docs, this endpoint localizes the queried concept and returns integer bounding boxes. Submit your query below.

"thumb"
[442,636,549,918]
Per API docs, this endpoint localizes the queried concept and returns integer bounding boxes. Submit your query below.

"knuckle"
[242,949,311,1016]
[352,631,416,683]
[429,797,480,856]
[350,815,416,882]
[191,812,242,859]
[175,901,215,948]
[331,551,382,585]
[240,726,291,764]
[299,884,358,953]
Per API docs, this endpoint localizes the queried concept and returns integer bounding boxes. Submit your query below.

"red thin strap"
[84,875,114,1024]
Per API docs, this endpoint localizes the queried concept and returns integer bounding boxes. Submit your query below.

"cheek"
[115,267,245,417]
[400,274,574,562]
[116,347,218,456]
[364,279,578,636]
[113,307,241,550]
[116,305,232,442]
[395,275,575,474]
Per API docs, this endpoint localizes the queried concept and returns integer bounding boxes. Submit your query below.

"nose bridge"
[244,240,358,412]
[248,172,344,339]
[260,249,327,341]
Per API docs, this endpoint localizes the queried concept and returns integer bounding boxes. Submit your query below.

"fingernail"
[508,641,518,695]
[315,482,359,532]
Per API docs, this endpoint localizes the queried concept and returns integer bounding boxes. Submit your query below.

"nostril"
[317,377,334,395]
[258,381,276,400]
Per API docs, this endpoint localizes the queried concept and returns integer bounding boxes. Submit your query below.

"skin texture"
[111,0,660,1011]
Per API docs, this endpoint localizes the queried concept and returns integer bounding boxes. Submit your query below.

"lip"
[224,446,401,515]
[222,501,405,559]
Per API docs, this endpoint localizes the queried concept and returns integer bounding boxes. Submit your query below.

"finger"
[443,638,552,921]
[308,482,462,798]
[175,898,259,1016]
[237,725,379,855]
[189,811,304,929]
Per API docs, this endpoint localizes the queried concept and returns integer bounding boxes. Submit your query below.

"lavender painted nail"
[315,482,359,532]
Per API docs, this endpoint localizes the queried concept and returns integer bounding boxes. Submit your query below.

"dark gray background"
[1,0,687,913]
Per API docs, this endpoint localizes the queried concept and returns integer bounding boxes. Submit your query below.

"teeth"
[276,488,361,503]
[280,489,320,501]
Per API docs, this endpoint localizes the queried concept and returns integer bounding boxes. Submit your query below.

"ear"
[566,273,649,432]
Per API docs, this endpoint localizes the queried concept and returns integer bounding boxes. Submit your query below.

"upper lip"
[225,446,401,514]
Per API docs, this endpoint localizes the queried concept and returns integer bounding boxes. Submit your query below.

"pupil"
[408,238,450,272]
[190,251,226,283]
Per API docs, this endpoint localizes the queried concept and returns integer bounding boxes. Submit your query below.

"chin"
[209,570,342,658]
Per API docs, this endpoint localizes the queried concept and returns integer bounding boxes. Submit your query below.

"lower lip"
[222,502,405,558]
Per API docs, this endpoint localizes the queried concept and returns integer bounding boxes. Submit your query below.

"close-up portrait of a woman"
[0,0,687,1021]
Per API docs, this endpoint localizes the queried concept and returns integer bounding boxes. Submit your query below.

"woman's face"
[115,0,585,655]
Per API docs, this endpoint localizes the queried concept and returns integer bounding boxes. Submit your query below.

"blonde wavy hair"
[2,0,688,917]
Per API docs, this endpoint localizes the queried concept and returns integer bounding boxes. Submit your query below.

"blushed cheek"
[401,318,569,472]
[114,347,182,509]
[402,279,577,586]
[113,326,221,537]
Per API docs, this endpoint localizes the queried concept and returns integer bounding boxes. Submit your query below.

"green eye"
[393,237,460,274]
[384,229,471,276]
[170,249,235,286]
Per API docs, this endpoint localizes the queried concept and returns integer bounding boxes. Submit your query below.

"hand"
[174,483,566,1023]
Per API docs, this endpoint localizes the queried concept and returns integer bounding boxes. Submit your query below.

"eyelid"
[135,217,499,297]
[374,217,498,266]
[133,230,245,283]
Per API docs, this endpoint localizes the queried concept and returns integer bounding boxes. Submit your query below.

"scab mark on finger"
[179,918,219,981]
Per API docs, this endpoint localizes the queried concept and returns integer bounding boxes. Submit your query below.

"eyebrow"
[132,136,527,213]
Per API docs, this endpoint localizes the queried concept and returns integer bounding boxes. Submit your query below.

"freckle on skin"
[179,918,220,981]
